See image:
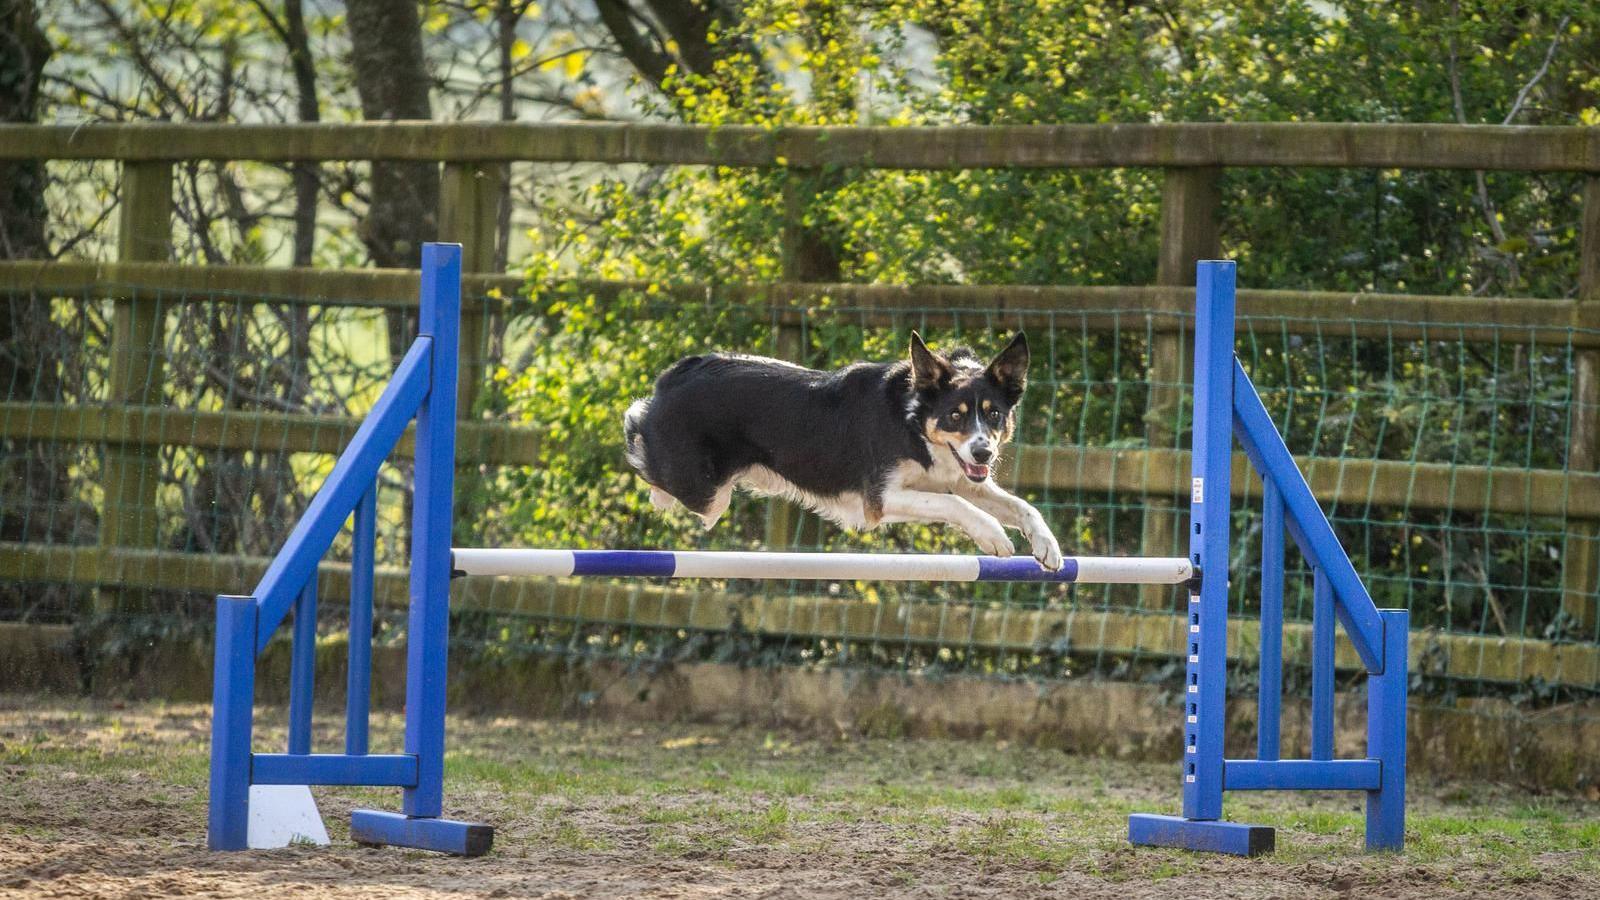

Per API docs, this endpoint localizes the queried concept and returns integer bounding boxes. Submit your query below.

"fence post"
[1563,176,1600,636]
[99,161,173,612]
[767,167,833,549]
[439,162,503,416]
[438,163,503,539]
[1142,167,1220,609]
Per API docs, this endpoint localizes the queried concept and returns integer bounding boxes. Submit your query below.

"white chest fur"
[893,444,969,493]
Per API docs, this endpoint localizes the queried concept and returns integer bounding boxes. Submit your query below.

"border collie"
[622,332,1063,570]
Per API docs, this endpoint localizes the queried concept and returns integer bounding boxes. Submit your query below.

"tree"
[249,0,322,267]
[0,0,49,260]
[346,0,439,272]
[592,0,746,91]
[1,0,85,620]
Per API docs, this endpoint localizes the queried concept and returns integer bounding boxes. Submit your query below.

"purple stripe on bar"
[570,550,677,577]
[975,556,1078,582]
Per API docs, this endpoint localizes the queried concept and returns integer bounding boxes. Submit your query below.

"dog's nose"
[971,445,993,464]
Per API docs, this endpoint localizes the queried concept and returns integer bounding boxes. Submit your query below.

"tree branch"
[1446,3,1510,291]
[1501,14,1571,125]
[642,0,718,77]
[593,0,673,89]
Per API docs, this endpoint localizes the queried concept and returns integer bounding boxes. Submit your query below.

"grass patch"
[4,695,1598,898]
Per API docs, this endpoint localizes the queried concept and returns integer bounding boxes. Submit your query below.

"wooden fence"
[1,122,1598,689]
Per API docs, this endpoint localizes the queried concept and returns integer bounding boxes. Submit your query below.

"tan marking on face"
[924,419,967,446]
[957,402,968,414]
[982,399,992,411]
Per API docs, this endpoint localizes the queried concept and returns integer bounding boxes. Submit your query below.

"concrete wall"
[4,622,1595,794]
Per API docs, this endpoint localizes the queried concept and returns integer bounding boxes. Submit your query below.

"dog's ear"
[909,331,954,390]
[986,332,1029,400]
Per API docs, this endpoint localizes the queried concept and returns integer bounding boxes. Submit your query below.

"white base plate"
[247,784,330,849]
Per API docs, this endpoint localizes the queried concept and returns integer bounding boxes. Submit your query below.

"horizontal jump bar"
[450,549,1195,585]
[1223,759,1382,791]
[252,753,419,787]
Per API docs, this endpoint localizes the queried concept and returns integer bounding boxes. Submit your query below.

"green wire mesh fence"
[1,280,1597,708]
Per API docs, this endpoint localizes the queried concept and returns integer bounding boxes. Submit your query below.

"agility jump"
[208,242,1407,858]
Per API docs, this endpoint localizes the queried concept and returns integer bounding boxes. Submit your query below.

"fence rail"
[3,120,1599,679]
[2,402,1595,518]
[3,542,1594,689]
[3,122,1599,171]
[6,261,1599,341]
[0,403,541,462]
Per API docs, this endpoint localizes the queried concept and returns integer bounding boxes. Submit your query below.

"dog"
[621,331,1063,570]
[620,329,1062,566]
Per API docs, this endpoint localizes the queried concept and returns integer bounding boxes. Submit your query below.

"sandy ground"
[1,695,1597,898]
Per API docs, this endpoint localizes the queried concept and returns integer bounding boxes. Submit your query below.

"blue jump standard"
[207,243,493,856]
[1123,260,1408,856]
[208,246,1406,858]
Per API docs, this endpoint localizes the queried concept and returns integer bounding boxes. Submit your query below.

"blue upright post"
[352,240,489,851]
[1184,259,1235,823]
[288,573,317,755]
[402,242,459,819]
[346,243,491,855]
[208,595,258,850]
[1366,609,1408,850]
[1258,481,1284,762]
[1130,260,1273,856]
[1311,568,1335,760]
[346,485,376,756]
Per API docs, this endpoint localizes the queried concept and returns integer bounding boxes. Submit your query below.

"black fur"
[624,334,1028,522]
[625,354,929,517]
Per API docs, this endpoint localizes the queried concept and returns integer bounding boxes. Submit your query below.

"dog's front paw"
[968,516,1014,558]
[1027,524,1063,572]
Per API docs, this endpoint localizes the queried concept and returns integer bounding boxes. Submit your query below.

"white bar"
[451,548,1195,584]
[1074,556,1195,585]
[452,548,575,577]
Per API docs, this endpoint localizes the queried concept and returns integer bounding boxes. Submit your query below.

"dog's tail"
[622,397,652,479]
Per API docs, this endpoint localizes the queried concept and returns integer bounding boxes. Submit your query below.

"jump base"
[350,810,494,856]
[1127,815,1275,857]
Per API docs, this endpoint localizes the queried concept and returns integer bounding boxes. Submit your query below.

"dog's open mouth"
[948,444,989,482]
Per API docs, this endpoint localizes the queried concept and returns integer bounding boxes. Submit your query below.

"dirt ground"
[1,694,1597,899]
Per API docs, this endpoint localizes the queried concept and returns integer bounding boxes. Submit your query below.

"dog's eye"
[986,409,1004,425]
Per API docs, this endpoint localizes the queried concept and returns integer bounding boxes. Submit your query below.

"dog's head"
[908,331,1029,483]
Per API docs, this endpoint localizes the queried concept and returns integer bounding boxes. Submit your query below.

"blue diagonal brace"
[1232,359,1383,672]
[253,337,432,652]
